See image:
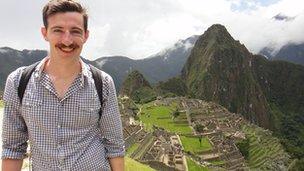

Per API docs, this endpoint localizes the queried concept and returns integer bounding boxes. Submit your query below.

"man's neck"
[44,55,81,79]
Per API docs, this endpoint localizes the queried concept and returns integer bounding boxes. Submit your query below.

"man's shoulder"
[6,66,27,85]
[83,62,113,82]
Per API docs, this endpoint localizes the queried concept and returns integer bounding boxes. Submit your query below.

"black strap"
[18,62,104,120]
[88,64,104,120]
[18,62,40,103]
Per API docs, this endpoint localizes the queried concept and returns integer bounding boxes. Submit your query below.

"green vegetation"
[180,136,212,154]
[126,143,140,157]
[139,105,192,134]
[210,160,225,166]
[288,158,304,171]
[132,134,154,160]
[156,77,187,97]
[253,56,304,163]
[125,157,155,171]
[0,100,4,108]
[236,136,250,159]
[194,124,204,133]
[132,87,157,104]
[120,70,157,104]
[242,125,291,170]
[186,157,209,171]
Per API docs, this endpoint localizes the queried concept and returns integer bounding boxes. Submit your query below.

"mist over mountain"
[94,35,199,89]
[259,42,304,66]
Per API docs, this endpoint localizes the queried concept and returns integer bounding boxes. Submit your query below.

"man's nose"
[61,31,73,46]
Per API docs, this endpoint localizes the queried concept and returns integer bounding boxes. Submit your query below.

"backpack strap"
[88,64,103,121]
[17,61,104,120]
[18,62,40,104]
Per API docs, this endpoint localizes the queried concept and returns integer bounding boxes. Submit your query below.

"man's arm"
[1,69,28,171]
[2,159,23,171]
[109,157,124,171]
[99,74,125,171]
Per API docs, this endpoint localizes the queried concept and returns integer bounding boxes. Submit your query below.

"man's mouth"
[56,44,79,53]
[59,46,75,53]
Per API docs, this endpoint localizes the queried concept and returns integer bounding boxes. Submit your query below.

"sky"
[0,0,303,60]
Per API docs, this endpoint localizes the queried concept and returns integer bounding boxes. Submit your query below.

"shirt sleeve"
[99,73,125,158]
[1,68,28,159]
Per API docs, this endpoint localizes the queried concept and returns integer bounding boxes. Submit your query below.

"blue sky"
[231,0,281,11]
[0,0,303,60]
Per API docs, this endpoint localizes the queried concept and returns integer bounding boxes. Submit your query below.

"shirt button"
[57,125,61,128]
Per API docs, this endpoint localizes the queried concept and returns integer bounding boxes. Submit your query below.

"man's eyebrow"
[50,26,63,30]
[71,27,84,32]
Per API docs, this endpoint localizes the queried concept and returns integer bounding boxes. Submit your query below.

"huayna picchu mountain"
[179,24,304,166]
[120,70,156,103]
[181,24,271,129]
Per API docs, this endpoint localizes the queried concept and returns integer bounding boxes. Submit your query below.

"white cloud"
[82,24,111,59]
[0,0,303,60]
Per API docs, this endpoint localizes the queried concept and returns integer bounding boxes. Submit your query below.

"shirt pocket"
[21,96,44,127]
[77,97,101,127]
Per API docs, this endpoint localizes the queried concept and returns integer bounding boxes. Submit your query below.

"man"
[1,0,125,170]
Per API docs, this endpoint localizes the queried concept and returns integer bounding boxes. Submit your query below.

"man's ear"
[41,27,48,41]
[83,30,89,43]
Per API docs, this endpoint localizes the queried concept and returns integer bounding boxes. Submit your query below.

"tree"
[198,136,202,147]
[172,109,180,120]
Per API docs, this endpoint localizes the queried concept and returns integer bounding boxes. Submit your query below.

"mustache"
[55,43,79,49]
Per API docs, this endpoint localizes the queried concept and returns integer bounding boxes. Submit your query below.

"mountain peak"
[120,70,152,96]
[202,24,235,44]
[182,23,272,129]
[120,70,156,103]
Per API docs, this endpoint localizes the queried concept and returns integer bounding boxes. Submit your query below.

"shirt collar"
[34,56,91,86]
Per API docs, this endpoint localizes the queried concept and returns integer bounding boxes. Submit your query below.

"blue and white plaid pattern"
[2,58,125,171]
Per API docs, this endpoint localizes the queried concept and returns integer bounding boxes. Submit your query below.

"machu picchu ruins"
[119,96,291,171]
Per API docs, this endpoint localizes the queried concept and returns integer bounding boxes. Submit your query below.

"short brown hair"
[42,0,88,31]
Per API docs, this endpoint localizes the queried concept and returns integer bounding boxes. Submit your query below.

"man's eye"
[53,29,62,33]
[71,30,82,35]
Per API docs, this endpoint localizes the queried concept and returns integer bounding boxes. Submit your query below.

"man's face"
[41,12,89,59]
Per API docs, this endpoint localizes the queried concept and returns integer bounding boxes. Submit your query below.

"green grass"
[125,157,155,171]
[126,143,140,157]
[210,160,225,165]
[139,105,192,134]
[187,157,209,171]
[0,100,4,108]
[241,125,291,169]
[133,135,154,160]
[180,136,212,153]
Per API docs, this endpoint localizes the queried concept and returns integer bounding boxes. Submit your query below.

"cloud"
[0,0,303,60]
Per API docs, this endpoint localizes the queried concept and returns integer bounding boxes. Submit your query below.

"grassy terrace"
[125,157,155,171]
[139,104,192,134]
[180,135,212,154]
[126,143,140,157]
[242,125,290,170]
[138,102,214,170]
[186,157,209,171]
[0,100,4,108]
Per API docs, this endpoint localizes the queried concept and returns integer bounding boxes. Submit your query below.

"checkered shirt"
[1,58,125,171]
